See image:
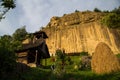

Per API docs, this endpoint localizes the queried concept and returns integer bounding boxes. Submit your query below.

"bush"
[101,13,120,28]
[79,52,89,56]
[116,53,120,58]
[116,54,120,64]
[79,56,91,70]
[111,6,120,14]
[94,8,101,12]
[0,46,16,77]
[0,35,16,78]
[53,49,67,77]
[75,10,79,12]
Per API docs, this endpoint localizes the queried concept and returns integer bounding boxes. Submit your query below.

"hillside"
[42,11,120,55]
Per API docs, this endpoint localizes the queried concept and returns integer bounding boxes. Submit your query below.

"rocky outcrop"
[43,11,120,55]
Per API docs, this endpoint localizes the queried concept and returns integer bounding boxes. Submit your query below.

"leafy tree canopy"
[0,26,28,75]
[0,0,15,9]
[101,6,120,29]
[101,13,120,28]
[0,0,16,21]
[12,26,28,41]
[111,6,120,14]
[0,35,16,75]
[94,8,101,12]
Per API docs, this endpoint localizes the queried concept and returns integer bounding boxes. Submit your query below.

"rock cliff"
[43,11,120,55]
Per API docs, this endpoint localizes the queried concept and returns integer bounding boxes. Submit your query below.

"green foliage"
[0,35,13,51]
[0,46,16,72]
[0,27,28,78]
[12,40,22,51]
[53,49,67,76]
[101,6,120,29]
[1,55,120,80]
[103,10,109,13]
[101,13,120,28]
[79,51,89,56]
[94,8,101,12]
[70,52,91,71]
[1,0,16,9]
[79,56,91,71]
[0,35,16,78]
[116,53,120,58]
[55,49,66,61]
[21,68,51,80]
[12,26,28,41]
[111,6,120,14]
[12,66,120,80]
[75,9,79,12]
[0,0,16,21]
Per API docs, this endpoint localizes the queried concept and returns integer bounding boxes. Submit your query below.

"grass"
[2,55,120,80]
[19,67,120,80]
[21,68,51,80]
[20,56,120,80]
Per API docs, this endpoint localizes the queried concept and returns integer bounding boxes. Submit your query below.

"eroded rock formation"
[43,11,120,55]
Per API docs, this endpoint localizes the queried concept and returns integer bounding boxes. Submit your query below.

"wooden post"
[45,59,47,66]
[35,50,37,64]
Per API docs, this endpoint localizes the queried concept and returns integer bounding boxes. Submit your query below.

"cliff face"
[43,11,120,55]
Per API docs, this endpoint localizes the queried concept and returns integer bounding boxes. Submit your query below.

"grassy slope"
[19,56,120,80]
[2,55,120,80]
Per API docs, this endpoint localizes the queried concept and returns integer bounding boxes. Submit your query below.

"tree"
[0,27,28,71]
[0,35,16,77]
[101,13,120,28]
[53,49,67,76]
[0,35,12,50]
[75,9,79,12]
[0,0,16,21]
[101,6,120,29]
[94,8,101,12]
[12,26,28,41]
[111,6,120,14]
[0,27,28,77]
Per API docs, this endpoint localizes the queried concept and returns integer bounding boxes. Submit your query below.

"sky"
[0,0,120,36]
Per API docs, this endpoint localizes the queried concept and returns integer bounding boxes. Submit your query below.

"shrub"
[75,10,79,12]
[111,6,120,14]
[94,8,101,12]
[79,51,89,56]
[53,49,67,76]
[0,35,16,78]
[116,54,120,64]
[79,56,91,70]
[101,13,120,28]
[116,53,120,58]
[0,46,16,78]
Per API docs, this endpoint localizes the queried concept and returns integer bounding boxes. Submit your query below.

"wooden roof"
[16,39,44,53]
[33,31,48,39]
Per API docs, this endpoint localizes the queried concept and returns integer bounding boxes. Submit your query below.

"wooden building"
[16,31,50,67]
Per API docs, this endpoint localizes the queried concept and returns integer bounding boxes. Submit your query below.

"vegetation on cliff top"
[101,7,120,29]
